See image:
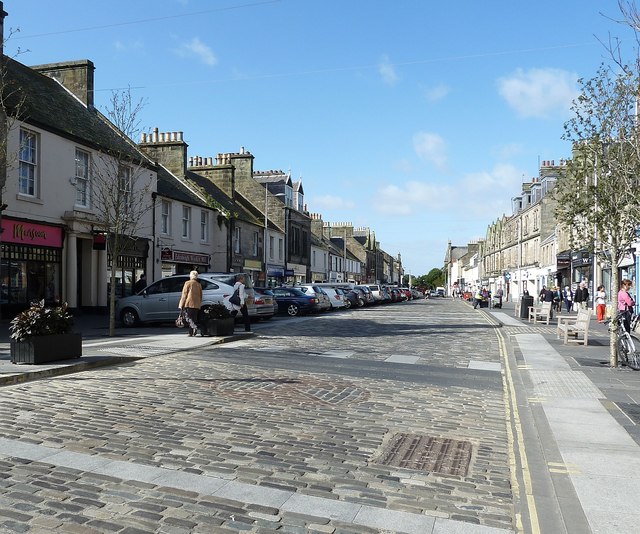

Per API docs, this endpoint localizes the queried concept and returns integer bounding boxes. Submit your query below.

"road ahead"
[0,298,573,533]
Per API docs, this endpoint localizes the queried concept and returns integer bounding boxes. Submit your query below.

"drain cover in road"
[375,433,473,476]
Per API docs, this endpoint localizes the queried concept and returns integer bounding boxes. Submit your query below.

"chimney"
[32,60,95,107]
[139,128,189,177]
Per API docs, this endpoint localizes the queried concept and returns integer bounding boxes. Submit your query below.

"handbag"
[229,288,241,306]
[175,311,185,328]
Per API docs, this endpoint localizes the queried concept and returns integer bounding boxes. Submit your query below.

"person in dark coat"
[133,273,147,294]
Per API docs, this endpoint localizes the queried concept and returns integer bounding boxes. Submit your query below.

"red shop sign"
[1,219,63,248]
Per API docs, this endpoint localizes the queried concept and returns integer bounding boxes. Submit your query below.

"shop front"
[287,262,307,285]
[108,236,150,298]
[161,248,211,277]
[265,265,285,287]
[243,259,262,286]
[1,217,64,316]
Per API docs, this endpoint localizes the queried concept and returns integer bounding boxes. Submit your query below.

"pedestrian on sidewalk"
[178,270,203,336]
[473,287,483,309]
[133,273,147,294]
[564,286,573,312]
[618,279,635,333]
[228,274,251,332]
[553,286,563,314]
[574,282,589,311]
[595,285,607,322]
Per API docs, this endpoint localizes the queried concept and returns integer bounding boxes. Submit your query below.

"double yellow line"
[496,329,541,534]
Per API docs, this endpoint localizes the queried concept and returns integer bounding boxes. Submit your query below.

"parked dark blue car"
[272,287,320,316]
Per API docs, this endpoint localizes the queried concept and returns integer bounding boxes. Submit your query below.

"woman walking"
[595,285,607,323]
[228,274,251,332]
[564,286,573,313]
[178,270,203,336]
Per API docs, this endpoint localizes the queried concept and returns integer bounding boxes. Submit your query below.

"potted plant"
[199,303,235,336]
[9,300,82,364]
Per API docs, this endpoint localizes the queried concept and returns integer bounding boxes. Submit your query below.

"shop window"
[19,129,38,197]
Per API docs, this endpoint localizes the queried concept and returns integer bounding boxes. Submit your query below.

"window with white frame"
[161,200,171,235]
[19,129,37,197]
[269,236,274,260]
[252,231,259,256]
[200,210,209,242]
[234,227,241,253]
[182,206,191,239]
[278,238,283,260]
[118,166,131,213]
[75,149,90,207]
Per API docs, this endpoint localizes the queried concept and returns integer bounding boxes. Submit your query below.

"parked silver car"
[115,274,235,327]
[297,284,331,312]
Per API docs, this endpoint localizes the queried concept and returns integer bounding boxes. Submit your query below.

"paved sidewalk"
[477,297,640,533]
[0,314,254,386]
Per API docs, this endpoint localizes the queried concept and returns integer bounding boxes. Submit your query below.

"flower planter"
[200,318,235,337]
[10,333,82,364]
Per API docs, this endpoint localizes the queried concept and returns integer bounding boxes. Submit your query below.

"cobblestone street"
[0,299,517,533]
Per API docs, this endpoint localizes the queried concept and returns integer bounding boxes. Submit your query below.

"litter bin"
[520,295,534,318]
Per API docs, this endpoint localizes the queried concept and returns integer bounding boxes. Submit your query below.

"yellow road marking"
[497,329,541,534]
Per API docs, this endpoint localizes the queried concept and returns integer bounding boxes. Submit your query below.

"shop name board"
[162,248,210,265]
[1,219,63,248]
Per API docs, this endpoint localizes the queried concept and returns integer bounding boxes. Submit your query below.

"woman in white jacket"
[227,274,251,332]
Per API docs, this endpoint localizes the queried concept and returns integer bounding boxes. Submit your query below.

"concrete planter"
[10,333,82,364]
[200,318,235,337]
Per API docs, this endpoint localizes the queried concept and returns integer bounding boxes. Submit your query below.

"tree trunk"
[610,259,620,368]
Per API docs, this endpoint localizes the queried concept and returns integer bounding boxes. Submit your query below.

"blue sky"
[4,1,635,276]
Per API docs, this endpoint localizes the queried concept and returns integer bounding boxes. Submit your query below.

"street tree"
[92,89,154,336]
[553,62,640,367]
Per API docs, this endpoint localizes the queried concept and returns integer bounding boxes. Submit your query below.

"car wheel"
[357,298,365,307]
[287,304,300,316]
[120,308,139,327]
[344,299,352,309]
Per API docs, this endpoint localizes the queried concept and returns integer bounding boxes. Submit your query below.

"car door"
[140,278,178,322]
[162,277,192,320]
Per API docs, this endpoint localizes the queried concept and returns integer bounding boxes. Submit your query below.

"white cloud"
[498,67,578,119]
[424,84,450,102]
[378,54,399,86]
[374,163,523,217]
[413,131,447,170]
[311,194,356,210]
[176,37,217,66]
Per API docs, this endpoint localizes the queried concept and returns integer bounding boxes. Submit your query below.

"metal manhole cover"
[375,433,473,476]
[574,357,610,368]
[207,376,368,406]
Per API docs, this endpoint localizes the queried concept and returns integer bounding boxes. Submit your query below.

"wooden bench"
[556,309,591,345]
[528,301,552,325]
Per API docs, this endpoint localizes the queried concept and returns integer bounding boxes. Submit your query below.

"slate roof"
[4,56,149,164]
[156,165,204,206]
[185,170,262,226]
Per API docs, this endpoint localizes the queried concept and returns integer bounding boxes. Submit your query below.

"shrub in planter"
[9,300,81,364]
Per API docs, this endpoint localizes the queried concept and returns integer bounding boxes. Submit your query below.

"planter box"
[10,333,82,364]
[200,318,235,337]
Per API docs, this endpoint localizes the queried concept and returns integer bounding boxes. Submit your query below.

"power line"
[95,40,601,93]
[12,0,281,40]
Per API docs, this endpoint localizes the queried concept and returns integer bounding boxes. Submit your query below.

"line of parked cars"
[115,273,425,327]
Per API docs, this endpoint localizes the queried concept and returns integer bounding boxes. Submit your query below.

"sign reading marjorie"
[1,219,63,248]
